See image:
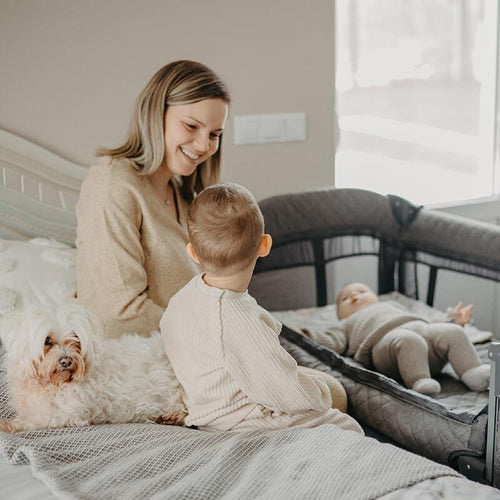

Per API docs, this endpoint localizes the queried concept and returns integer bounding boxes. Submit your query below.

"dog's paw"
[0,419,26,433]
[154,412,187,427]
[0,421,11,433]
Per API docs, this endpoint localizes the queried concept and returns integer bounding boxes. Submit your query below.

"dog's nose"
[59,356,73,369]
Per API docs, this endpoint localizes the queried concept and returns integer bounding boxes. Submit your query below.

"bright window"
[334,0,499,206]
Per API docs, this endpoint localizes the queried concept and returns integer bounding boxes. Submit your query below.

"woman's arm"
[76,164,163,336]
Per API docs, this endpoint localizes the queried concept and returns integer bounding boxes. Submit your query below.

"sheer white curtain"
[334,0,499,206]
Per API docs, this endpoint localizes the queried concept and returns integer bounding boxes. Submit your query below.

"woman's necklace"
[163,180,180,223]
[164,182,172,205]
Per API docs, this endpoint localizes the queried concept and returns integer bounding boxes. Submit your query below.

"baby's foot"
[412,378,441,395]
[461,365,490,391]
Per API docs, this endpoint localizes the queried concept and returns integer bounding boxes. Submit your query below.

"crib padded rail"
[252,188,500,309]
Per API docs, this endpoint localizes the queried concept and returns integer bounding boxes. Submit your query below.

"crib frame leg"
[486,341,500,485]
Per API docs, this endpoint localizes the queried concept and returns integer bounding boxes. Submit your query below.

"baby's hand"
[297,328,311,338]
[453,301,473,325]
[284,326,311,337]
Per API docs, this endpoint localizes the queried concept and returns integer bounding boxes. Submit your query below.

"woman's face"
[163,98,229,177]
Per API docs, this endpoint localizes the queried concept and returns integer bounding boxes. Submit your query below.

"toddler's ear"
[186,243,201,264]
[257,234,272,258]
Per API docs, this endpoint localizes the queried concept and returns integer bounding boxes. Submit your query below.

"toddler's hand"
[453,301,473,325]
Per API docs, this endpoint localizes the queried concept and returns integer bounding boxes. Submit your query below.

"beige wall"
[0,0,335,200]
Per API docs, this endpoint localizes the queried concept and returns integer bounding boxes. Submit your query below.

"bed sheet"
[2,459,498,500]
[1,455,54,500]
[380,476,500,499]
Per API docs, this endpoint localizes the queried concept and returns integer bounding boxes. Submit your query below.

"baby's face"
[336,283,379,320]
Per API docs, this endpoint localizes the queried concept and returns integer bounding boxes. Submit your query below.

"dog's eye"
[45,336,53,346]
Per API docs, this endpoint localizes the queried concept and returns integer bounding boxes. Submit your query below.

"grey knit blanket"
[0,421,462,500]
[0,330,464,500]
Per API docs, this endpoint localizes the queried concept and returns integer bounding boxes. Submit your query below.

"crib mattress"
[274,293,491,466]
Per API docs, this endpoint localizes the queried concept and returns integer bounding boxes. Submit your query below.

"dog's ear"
[0,309,40,373]
[55,303,101,363]
[26,306,59,361]
[0,309,25,350]
[0,312,10,347]
[78,309,101,364]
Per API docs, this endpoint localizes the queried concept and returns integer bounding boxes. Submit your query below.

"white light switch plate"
[233,112,306,145]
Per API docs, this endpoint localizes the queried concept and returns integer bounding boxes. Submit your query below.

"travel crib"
[249,187,500,486]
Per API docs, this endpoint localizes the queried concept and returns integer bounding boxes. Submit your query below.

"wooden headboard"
[0,129,88,245]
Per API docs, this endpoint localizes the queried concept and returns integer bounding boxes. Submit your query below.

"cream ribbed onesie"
[160,275,362,433]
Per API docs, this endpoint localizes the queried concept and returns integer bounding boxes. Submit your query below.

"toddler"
[304,282,489,395]
[160,183,363,433]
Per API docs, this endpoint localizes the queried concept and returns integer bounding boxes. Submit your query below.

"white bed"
[0,128,499,499]
[0,129,85,499]
[0,129,85,244]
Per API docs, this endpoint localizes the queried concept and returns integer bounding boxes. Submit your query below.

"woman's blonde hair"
[96,60,230,201]
[187,183,264,272]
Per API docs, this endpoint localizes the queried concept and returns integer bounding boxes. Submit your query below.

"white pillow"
[0,237,77,314]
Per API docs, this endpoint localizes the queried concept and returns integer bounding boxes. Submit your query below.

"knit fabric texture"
[161,275,361,432]
[323,302,423,367]
[75,157,200,337]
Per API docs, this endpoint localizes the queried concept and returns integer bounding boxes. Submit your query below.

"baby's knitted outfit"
[314,302,422,367]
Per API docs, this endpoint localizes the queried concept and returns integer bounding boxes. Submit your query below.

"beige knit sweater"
[161,275,361,432]
[310,302,423,367]
[75,157,199,337]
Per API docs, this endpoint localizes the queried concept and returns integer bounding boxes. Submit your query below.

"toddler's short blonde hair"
[187,183,264,272]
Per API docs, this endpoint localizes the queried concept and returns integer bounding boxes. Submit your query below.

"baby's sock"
[412,378,441,395]
[461,364,490,392]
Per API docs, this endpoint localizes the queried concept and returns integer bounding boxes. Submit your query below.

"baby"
[303,282,489,395]
[160,183,363,433]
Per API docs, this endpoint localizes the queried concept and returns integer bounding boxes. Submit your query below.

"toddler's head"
[336,282,379,320]
[187,183,268,275]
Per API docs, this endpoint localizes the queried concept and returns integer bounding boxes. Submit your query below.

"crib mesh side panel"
[251,188,500,310]
[324,235,380,260]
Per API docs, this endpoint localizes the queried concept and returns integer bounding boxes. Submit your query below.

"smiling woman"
[75,60,231,337]
[153,98,228,218]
